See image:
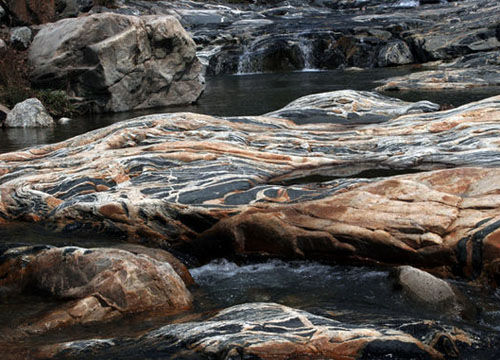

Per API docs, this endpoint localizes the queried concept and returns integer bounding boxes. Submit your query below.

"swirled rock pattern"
[29,13,205,112]
[0,245,193,335]
[38,303,492,360]
[1,92,500,283]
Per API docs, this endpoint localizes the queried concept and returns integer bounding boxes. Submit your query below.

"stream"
[1,68,500,356]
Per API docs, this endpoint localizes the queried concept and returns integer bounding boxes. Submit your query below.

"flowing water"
[1,69,500,355]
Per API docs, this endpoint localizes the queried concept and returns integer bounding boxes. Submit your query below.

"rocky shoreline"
[1,0,500,359]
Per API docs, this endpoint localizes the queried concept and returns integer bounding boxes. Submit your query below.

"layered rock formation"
[1,91,500,285]
[0,245,193,336]
[29,13,205,112]
[38,303,492,360]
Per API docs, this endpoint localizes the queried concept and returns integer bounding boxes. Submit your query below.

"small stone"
[5,98,55,128]
[393,266,458,310]
[0,39,6,51]
[10,27,33,50]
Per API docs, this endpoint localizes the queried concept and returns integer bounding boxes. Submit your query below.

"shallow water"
[1,68,499,154]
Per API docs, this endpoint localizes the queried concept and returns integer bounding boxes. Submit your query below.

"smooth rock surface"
[266,89,439,124]
[9,26,32,49]
[376,67,500,91]
[1,93,500,283]
[393,265,458,310]
[41,303,454,360]
[0,245,193,335]
[29,13,205,112]
[4,98,54,127]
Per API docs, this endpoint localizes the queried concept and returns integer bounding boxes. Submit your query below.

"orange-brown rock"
[0,245,193,335]
[5,0,55,24]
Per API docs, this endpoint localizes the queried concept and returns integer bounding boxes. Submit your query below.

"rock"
[0,245,193,335]
[376,67,500,91]
[0,39,6,51]
[0,104,9,125]
[4,98,54,128]
[377,40,414,67]
[40,303,450,359]
[0,5,5,20]
[4,0,55,24]
[113,244,195,286]
[29,13,205,113]
[393,265,458,312]
[1,93,500,284]
[9,26,32,49]
[266,89,439,124]
[55,0,93,19]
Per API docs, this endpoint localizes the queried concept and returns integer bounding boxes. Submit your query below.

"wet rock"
[29,13,205,113]
[266,89,438,124]
[40,303,446,359]
[376,67,500,91]
[114,244,195,286]
[0,245,192,335]
[4,98,54,127]
[393,265,458,312]
[57,117,71,125]
[1,94,500,283]
[9,26,32,49]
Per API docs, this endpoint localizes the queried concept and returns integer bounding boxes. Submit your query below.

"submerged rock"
[0,245,192,335]
[29,13,205,113]
[4,98,54,127]
[41,303,451,359]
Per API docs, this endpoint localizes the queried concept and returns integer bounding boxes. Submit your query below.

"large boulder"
[4,98,54,127]
[29,13,205,113]
[0,245,193,335]
[377,40,414,67]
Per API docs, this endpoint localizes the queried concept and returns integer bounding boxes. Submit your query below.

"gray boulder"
[393,266,458,312]
[5,98,55,128]
[29,13,205,113]
[377,40,414,67]
[10,27,32,50]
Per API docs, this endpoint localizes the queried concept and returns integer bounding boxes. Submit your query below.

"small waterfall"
[394,0,419,7]
[298,40,314,71]
[237,43,262,75]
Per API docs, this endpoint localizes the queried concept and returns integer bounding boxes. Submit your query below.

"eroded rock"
[29,13,205,112]
[4,98,54,127]
[40,303,451,360]
[0,245,192,335]
[1,93,500,284]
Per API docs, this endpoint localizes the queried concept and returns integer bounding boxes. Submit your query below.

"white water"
[395,0,419,7]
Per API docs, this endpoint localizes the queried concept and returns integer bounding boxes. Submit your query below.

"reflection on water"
[1,68,498,154]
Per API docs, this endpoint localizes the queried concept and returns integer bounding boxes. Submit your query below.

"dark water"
[1,68,499,153]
